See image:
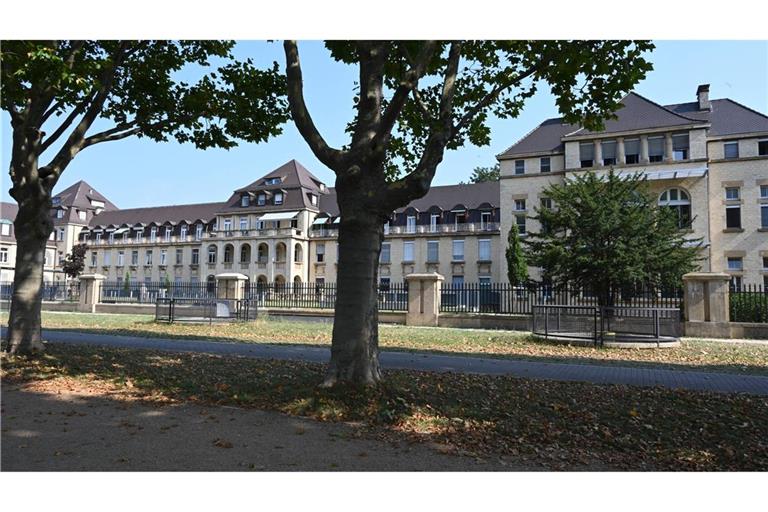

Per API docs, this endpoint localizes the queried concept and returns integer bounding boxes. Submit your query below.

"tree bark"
[323,199,385,387]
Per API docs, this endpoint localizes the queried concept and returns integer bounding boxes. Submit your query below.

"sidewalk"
[21,328,768,396]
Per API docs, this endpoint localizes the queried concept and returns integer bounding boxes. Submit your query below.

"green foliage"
[730,292,768,323]
[505,223,528,286]
[469,164,500,183]
[525,170,701,304]
[123,272,131,294]
[163,274,171,290]
[61,243,88,278]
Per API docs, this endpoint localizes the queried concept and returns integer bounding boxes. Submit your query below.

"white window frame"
[727,257,743,271]
[379,242,390,264]
[145,250,153,265]
[160,250,167,265]
[195,224,203,240]
[430,214,440,233]
[426,240,439,263]
[223,218,232,232]
[725,187,740,201]
[241,195,250,207]
[117,251,124,266]
[104,251,111,266]
[478,239,491,261]
[452,239,464,261]
[274,192,284,205]
[257,194,266,206]
[240,217,249,231]
[180,225,188,239]
[403,241,415,262]
[0,247,8,263]
[150,226,157,242]
[406,215,417,234]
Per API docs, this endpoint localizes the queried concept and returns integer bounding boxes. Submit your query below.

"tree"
[1,41,288,354]
[284,40,654,386]
[505,223,528,286]
[61,243,88,279]
[524,170,701,305]
[469,163,500,183]
[123,272,131,296]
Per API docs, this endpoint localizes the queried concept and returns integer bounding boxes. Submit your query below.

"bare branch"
[283,40,343,170]
[81,122,140,149]
[38,89,97,154]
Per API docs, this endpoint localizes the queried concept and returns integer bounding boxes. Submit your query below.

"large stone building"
[0,202,58,283]
[497,84,768,287]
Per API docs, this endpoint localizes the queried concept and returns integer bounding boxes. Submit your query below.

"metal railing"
[155,297,257,324]
[101,281,214,304]
[729,284,768,323]
[0,281,81,303]
[245,281,408,311]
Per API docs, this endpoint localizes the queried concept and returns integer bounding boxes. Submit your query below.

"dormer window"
[56,209,65,219]
[257,194,266,206]
[78,210,87,221]
[90,199,105,208]
[309,194,318,206]
[265,177,282,185]
[52,197,61,206]
[579,142,594,168]
[241,194,250,207]
[672,133,689,161]
[274,192,284,205]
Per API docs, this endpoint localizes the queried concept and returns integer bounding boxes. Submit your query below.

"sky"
[1,40,767,210]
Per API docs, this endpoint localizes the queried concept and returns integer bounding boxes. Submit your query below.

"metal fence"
[729,284,768,323]
[0,281,81,303]
[101,281,213,303]
[155,297,257,324]
[245,281,408,311]
[532,304,682,346]
[440,282,683,315]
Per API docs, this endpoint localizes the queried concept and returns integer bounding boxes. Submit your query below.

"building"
[69,160,501,288]
[0,201,58,283]
[497,84,768,287]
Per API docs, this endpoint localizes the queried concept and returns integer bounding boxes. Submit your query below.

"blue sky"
[1,40,766,209]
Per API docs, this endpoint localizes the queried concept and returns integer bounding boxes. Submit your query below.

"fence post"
[682,272,731,338]
[405,273,444,326]
[77,274,106,313]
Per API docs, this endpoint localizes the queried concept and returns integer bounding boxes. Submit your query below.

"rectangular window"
[108,231,114,244]
[78,210,87,221]
[150,226,157,242]
[145,250,153,265]
[95,232,102,244]
[195,224,203,240]
[274,192,284,205]
[257,194,266,206]
[403,241,415,262]
[310,194,318,206]
[579,143,594,168]
[452,275,464,286]
[727,257,743,271]
[452,239,464,261]
[763,256,768,270]
[1,223,10,236]
[454,211,467,228]
[478,239,491,261]
[480,211,492,230]
[725,187,740,201]
[672,133,689,161]
[240,217,248,231]
[516,214,527,234]
[117,251,124,266]
[540,197,553,210]
[58,228,65,241]
[131,250,139,265]
[427,240,439,263]
[731,275,743,290]
[241,195,250,207]
[726,206,741,229]
[191,249,199,265]
[223,218,232,232]
[180,225,188,239]
[648,136,665,162]
[90,252,97,266]
[724,142,739,159]
[406,215,417,234]
[515,160,525,175]
[759,140,768,156]
[762,205,768,229]
[160,250,167,265]
[383,221,390,235]
[175,248,183,265]
[601,140,617,166]
[540,157,551,172]
[135,229,143,243]
[760,185,768,199]
[514,199,526,211]
[56,209,65,219]
[164,227,172,242]
[379,242,390,264]
[379,277,391,290]
[104,251,111,266]
[316,243,325,263]
[624,138,640,164]
[430,214,440,232]
[0,248,7,263]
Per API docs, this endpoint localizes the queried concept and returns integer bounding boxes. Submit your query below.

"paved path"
[9,328,768,396]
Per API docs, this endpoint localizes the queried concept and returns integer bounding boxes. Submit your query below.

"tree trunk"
[323,210,384,387]
[6,195,52,355]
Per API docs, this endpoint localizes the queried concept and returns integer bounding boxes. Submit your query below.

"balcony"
[309,222,500,238]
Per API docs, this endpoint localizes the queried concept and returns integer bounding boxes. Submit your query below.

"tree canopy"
[469,164,500,183]
[61,243,87,279]
[505,222,528,285]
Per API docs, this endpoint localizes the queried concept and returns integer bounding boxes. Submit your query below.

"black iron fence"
[155,297,257,324]
[245,281,408,311]
[729,284,768,323]
[439,282,683,315]
[0,281,81,303]
[101,281,213,303]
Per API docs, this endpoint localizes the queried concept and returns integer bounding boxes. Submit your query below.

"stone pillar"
[215,272,248,300]
[640,135,650,164]
[593,140,603,167]
[682,272,731,337]
[616,137,626,165]
[664,133,674,162]
[405,273,444,327]
[78,273,106,313]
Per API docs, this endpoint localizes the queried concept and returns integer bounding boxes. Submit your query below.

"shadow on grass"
[3,344,768,471]
[28,324,768,377]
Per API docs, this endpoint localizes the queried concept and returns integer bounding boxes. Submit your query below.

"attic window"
[241,194,250,207]
[52,197,61,206]
[56,209,65,219]
[274,192,284,205]
[78,210,87,221]
[309,194,318,206]
[265,177,282,185]
[257,194,266,206]
[90,199,105,208]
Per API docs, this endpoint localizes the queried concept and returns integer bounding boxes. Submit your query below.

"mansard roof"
[88,202,225,228]
[51,180,118,225]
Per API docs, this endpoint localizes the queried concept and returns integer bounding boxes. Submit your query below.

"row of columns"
[590,133,676,167]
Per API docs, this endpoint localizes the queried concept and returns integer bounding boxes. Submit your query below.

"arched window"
[223,244,234,264]
[294,243,303,263]
[257,243,269,263]
[207,245,217,264]
[206,274,216,293]
[658,188,692,229]
[240,244,251,263]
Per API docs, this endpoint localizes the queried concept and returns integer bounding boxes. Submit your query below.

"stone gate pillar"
[215,272,249,300]
[78,273,106,313]
[682,272,731,337]
[405,273,444,327]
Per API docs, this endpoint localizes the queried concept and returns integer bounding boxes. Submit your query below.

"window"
[164,227,172,242]
[150,226,157,242]
[579,142,594,168]
[56,209,65,219]
[223,245,234,263]
[540,197,553,210]
[452,239,464,261]
[207,245,217,264]
[145,250,153,265]
[601,140,617,166]
[257,194,266,206]
[731,275,743,290]
[762,205,768,229]
[223,218,232,232]
[406,215,417,234]
[239,217,248,231]
[672,133,689,160]
[57,228,65,241]
[480,211,492,230]
[310,194,318,206]
[90,252,97,266]
[180,225,188,239]
[195,224,203,240]
[727,257,743,271]
[540,157,551,173]
[379,242,390,264]
[78,210,87,221]
[725,187,740,201]
[724,142,739,159]
[648,136,664,162]
[478,239,491,261]
[726,205,742,229]
[316,243,326,263]
[761,185,768,199]
[160,250,167,265]
[430,214,440,232]
[0,248,6,263]
[241,195,250,207]
[454,210,467,228]
[135,229,143,243]
[624,139,640,164]
[658,188,692,229]
[108,231,114,244]
[514,199,526,211]
[175,248,183,265]
[427,240,439,262]
[131,250,139,265]
[759,140,768,156]
[516,214,527,235]
[515,160,525,175]
[403,241,415,262]
[191,249,199,265]
[265,177,282,185]
[104,251,111,266]
[763,256,768,270]
[452,275,465,286]
[379,277,391,290]
[0,223,10,236]
[117,251,124,266]
[274,192,284,205]
[383,221,390,235]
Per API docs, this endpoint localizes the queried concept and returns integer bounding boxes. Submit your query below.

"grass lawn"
[2,343,766,470]
[6,311,768,376]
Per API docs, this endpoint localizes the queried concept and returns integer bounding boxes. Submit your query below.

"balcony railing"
[310,222,500,238]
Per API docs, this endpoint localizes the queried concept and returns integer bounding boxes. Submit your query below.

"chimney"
[697,84,711,111]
